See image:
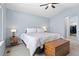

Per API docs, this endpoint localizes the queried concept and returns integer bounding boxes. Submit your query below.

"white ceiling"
[5,3,79,18]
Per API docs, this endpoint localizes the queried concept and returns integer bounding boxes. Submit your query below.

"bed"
[20,28,63,56]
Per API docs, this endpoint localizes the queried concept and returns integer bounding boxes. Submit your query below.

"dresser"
[44,38,70,56]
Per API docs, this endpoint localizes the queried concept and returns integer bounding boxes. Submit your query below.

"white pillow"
[37,28,44,32]
[26,28,37,33]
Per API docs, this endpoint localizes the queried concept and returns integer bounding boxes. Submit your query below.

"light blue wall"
[49,6,79,37]
[6,9,49,42]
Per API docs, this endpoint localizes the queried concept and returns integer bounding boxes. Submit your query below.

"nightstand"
[10,36,18,46]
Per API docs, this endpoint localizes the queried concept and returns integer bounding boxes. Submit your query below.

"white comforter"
[20,32,63,56]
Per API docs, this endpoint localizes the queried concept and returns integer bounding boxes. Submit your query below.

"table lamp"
[42,26,47,32]
[11,29,16,37]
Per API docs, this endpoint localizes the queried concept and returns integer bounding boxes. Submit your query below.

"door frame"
[65,16,78,39]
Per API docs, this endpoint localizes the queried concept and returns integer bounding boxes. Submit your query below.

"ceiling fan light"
[48,4,51,7]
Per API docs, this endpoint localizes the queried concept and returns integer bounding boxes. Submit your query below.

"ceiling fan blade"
[40,4,48,6]
[52,3,59,4]
[45,6,48,9]
[51,5,55,8]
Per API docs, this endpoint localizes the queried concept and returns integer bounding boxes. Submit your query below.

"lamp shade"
[42,26,47,32]
[11,29,16,32]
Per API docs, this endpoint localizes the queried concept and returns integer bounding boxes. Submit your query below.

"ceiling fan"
[40,3,59,10]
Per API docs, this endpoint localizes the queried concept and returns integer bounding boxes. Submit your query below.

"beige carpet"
[5,37,79,56]
[5,44,30,56]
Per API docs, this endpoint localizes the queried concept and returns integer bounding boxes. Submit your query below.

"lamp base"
[10,36,18,46]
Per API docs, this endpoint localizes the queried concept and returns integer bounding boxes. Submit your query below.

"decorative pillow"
[26,28,37,33]
[37,28,44,32]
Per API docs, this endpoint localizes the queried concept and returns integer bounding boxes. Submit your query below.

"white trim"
[2,4,3,41]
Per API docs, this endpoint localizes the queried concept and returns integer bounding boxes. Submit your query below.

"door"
[65,16,78,40]
[65,16,70,38]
